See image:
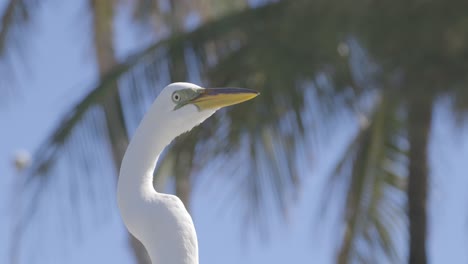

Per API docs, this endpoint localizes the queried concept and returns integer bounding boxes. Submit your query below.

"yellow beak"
[191,88,259,110]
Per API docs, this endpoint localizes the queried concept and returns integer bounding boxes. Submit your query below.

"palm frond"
[449,83,468,126]
[0,0,41,98]
[331,94,407,263]
[17,0,373,261]
[11,105,115,263]
[0,0,38,56]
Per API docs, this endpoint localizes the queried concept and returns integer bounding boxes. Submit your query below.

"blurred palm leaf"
[332,94,407,263]
[15,1,365,261]
[0,0,41,98]
[0,0,40,59]
[13,0,468,263]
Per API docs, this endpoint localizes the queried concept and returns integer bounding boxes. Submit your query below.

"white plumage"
[117,82,258,264]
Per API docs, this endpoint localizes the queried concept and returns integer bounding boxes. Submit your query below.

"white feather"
[117,83,216,264]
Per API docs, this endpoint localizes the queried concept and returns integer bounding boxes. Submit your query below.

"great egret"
[117,82,259,264]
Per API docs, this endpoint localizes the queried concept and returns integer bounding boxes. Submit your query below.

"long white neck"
[117,100,200,264]
[117,102,170,200]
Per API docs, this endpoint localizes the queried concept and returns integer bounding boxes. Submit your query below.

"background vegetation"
[2,0,468,263]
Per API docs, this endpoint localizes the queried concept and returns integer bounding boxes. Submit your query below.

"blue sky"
[1,1,468,263]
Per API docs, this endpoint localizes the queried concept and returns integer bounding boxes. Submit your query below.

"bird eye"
[172,92,181,102]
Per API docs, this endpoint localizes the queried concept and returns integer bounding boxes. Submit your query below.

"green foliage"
[333,95,407,263]
[6,0,468,263]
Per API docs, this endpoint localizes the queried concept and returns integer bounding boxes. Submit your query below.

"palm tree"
[2,0,246,263]
[354,1,468,261]
[4,0,468,263]
[89,1,153,263]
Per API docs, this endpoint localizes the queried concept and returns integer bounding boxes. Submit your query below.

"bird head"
[153,82,259,135]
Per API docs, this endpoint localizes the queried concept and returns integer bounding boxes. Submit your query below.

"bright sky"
[1,1,468,264]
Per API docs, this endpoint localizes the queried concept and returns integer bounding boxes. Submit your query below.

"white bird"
[117,82,259,264]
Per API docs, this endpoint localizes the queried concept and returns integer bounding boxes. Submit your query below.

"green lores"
[172,88,202,110]
[172,87,259,111]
